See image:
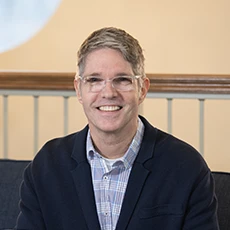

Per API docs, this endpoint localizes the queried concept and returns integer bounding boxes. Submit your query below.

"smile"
[98,106,122,111]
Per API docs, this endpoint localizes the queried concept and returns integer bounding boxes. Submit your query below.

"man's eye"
[114,77,132,84]
[86,77,103,83]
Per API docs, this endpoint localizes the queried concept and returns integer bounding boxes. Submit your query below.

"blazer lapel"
[71,126,101,230]
[115,162,150,230]
[71,163,101,230]
[70,117,157,230]
[115,116,158,230]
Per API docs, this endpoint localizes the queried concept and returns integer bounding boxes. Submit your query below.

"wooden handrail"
[0,71,75,91]
[148,74,230,94]
[0,71,230,94]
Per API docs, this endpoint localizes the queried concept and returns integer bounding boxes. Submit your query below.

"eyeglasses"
[76,75,142,92]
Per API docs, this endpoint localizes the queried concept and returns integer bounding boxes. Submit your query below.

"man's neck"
[89,124,138,159]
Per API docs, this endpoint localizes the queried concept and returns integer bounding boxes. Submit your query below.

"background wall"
[0,0,229,171]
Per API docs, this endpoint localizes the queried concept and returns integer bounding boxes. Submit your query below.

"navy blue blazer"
[16,117,219,229]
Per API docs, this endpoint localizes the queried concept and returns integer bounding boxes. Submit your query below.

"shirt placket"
[103,173,112,230]
[100,159,113,230]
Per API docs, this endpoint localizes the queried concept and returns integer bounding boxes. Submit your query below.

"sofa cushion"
[0,159,30,229]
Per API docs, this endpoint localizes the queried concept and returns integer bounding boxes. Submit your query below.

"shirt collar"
[86,117,145,169]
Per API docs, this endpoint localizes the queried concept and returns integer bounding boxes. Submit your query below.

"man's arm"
[183,170,219,230]
[15,163,46,230]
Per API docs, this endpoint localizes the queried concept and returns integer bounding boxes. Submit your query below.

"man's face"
[74,48,149,135]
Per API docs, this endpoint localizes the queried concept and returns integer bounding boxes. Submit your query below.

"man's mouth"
[97,105,122,111]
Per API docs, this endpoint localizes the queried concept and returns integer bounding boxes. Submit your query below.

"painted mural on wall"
[0,0,62,53]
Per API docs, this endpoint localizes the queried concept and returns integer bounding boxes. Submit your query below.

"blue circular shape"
[0,0,62,53]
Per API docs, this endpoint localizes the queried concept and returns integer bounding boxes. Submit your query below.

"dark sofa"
[0,159,30,229]
[0,159,230,229]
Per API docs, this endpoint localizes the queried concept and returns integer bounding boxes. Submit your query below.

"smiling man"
[16,27,219,230]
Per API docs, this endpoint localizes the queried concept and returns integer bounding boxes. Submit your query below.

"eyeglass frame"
[75,75,143,92]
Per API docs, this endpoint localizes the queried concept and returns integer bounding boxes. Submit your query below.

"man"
[16,27,219,229]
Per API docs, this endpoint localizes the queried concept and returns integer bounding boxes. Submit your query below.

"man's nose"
[101,80,117,97]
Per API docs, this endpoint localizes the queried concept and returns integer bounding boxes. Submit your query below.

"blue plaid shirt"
[86,118,144,230]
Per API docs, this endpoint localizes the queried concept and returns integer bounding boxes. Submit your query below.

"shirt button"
[104,212,110,216]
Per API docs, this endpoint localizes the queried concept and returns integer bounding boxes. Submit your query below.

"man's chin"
[95,122,123,134]
[99,126,121,134]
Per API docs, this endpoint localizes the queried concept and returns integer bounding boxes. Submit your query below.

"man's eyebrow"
[84,72,133,77]
[84,72,101,77]
[115,72,133,76]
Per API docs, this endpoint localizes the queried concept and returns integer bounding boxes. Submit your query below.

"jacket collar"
[70,115,157,164]
[70,116,158,230]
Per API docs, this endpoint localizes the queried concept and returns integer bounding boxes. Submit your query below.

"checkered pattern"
[86,119,144,230]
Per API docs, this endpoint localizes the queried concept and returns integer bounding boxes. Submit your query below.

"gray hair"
[77,27,145,77]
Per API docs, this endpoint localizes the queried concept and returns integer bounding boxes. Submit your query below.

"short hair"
[77,27,145,77]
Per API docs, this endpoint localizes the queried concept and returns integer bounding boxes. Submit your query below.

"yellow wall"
[0,0,229,171]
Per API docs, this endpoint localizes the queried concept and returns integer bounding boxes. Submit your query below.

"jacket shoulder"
[140,116,209,173]
[30,126,88,174]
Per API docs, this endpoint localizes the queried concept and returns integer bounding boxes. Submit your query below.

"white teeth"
[99,106,121,111]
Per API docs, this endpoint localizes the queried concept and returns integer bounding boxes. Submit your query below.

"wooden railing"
[1,71,230,94]
[1,71,230,162]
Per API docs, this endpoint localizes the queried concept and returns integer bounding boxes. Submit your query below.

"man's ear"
[74,79,83,104]
[138,77,150,104]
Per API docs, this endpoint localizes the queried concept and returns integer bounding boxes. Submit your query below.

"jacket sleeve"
[183,170,220,230]
[15,162,46,230]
